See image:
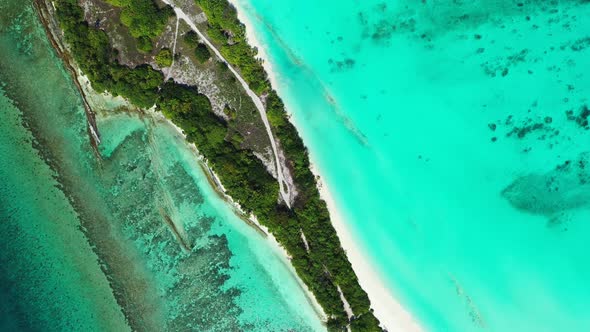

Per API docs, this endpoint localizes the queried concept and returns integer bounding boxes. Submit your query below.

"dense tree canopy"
[155,48,173,67]
[105,0,173,52]
[183,30,200,47]
[194,43,211,63]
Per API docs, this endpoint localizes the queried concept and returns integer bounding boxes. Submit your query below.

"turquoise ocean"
[234,0,590,331]
[0,1,323,330]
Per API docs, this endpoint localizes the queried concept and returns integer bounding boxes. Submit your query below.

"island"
[33,0,382,330]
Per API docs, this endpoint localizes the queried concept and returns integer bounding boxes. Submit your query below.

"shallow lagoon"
[235,0,590,331]
[0,2,323,330]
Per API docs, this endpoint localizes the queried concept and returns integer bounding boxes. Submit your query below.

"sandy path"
[160,0,292,207]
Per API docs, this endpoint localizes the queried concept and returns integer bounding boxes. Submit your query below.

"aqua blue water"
[235,1,590,331]
[0,1,323,330]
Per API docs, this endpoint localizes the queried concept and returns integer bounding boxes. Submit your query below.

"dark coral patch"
[565,105,590,129]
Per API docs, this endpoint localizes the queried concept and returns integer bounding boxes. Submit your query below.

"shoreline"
[33,0,102,157]
[228,0,280,93]
[310,163,422,332]
[148,110,329,324]
[35,0,326,321]
[228,1,422,330]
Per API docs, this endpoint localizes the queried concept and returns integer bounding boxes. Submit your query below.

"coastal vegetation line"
[160,0,293,207]
[46,0,382,330]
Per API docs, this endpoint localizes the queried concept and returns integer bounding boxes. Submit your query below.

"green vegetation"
[55,0,161,108]
[155,48,173,67]
[53,0,382,330]
[194,43,211,63]
[104,0,173,52]
[183,31,211,63]
[183,30,200,47]
[158,82,279,213]
[195,0,269,94]
[136,36,153,53]
[223,105,236,120]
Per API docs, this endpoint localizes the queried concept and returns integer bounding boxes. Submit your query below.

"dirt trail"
[161,0,292,207]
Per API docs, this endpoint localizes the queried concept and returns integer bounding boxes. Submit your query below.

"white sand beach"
[228,1,423,330]
[310,163,423,332]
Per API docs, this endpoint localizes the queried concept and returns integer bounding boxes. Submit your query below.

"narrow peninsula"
[35,0,383,330]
